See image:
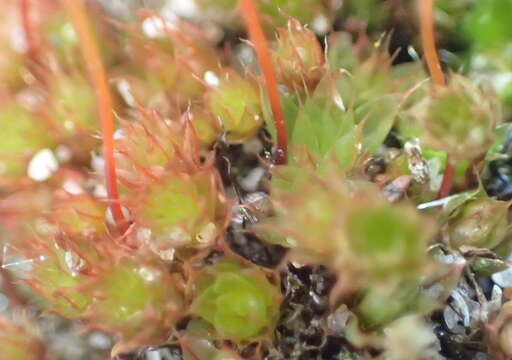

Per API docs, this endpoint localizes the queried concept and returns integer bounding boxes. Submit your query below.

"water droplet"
[204,71,220,87]
[27,149,59,182]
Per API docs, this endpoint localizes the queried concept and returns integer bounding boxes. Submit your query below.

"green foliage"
[30,243,92,318]
[356,282,420,329]
[88,260,182,338]
[206,71,264,142]
[272,19,325,91]
[52,195,106,237]
[405,74,500,161]
[192,262,280,339]
[136,171,226,249]
[347,205,426,279]
[289,93,355,164]
[463,0,512,50]
[189,107,222,148]
[445,196,510,250]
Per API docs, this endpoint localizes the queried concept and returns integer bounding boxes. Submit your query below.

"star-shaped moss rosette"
[440,190,511,251]
[191,261,280,339]
[117,16,221,113]
[267,169,434,278]
[411,74,500,162]
[24,228,185,349]
[130,168,229,255]
[205,70,264,143]
[271,19,325,92]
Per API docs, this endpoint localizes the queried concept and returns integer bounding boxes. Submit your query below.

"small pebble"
[492,267,512,288]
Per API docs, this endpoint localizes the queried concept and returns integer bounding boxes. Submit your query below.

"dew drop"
[27,149,59,182]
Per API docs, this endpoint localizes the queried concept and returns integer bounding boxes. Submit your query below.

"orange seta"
[59,0,128,233]
[419,0,453,199]
[240,0,288,165]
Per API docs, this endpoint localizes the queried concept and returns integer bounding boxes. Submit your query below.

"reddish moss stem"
[20,0,37,59]
[419,0,453,198]
[419,0,446,87]
[437,160,455,198]
[60,0,127,233]
[240,0,288,165]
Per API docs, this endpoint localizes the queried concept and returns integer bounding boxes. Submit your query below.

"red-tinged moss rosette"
[191,262,280,339]
[268,172,432,283]
[123,18,220,111]
[414,75,501,161]
[131,169,229,253]
[83,258,183,347]
[0,317,46,360]
[272,19,325,91]
[26,234,184,346]
[50,195,107,238]
[444,197,510,250]
[26,236,95,318]
[205,70,264,143]
[344,196,430,282]
[115,114,181,185]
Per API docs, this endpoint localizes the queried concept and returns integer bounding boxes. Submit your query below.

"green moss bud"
[272,19,325,91]
[87,259,183,339]
[447,198,509,250]
[188,107,222,148]
[192,262,280,339]
[356,282,419,329]
[205,71,263,143]
[115,116,178,177]
[270,171,433,293]
[346,203,428,279]
[421,75,499,161]
[135,171,228,251]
